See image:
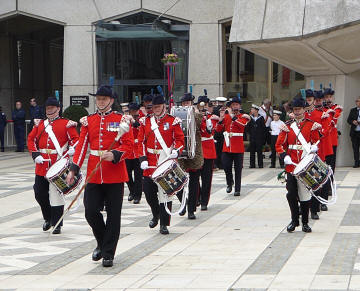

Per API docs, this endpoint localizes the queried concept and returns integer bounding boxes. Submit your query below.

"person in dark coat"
[29,98,44,130]
[347,97,360,168]
[0,106,7,152]
[247,104,266,168]
[12,101,26,152]
[213,97,227,169]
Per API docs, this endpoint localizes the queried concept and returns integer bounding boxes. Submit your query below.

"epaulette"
[172,116,182,126]
[334,104,343,111]
[280,123,290,132]
[311,122,322,131]
[33,119,42,127]
[79,116,88,126]
[242,113,251,120]
[66,120,78,128]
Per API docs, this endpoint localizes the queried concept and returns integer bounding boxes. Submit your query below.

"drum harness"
[150,116,188,216]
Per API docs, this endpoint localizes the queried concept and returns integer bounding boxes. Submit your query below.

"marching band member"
[126,103,143,204]
[177,93,204,219]
[324,87,342,172]
[213,97,227,170]
[137,94,184,234]
[139,94,153,118]
[305,89,333,217]
[66,85,134,267]
[216,96,250,196]
[276,97,320,233]
[246,104,266,168]
[270,110,285,168]
[198,95,218,210]
[28,97,79,234]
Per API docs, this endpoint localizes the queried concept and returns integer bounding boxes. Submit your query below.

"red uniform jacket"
[72,111,134,184]
[27,118,79,176]
[328,104,343,147]
[200,113,218,159]
[128,124,140,159]
[305,107,333,160]
[275,118,320,173]
[137,113,184,177]
[216,113,250,153]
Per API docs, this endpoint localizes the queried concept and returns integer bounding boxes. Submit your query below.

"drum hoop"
[151,159,177,179]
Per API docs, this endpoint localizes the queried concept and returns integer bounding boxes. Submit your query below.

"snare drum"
[170,106,196,159]
[293,153,330,192]
[46,158,82,194]
[151,159,188,197]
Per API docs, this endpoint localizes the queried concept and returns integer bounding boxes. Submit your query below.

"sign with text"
[70,96,89,107]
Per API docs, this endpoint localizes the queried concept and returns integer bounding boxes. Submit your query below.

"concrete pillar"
[188,23,221,97]
[63,25,96,112]
[306,72,360,166]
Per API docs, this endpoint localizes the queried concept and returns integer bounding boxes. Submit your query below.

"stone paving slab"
[0,153,360,290]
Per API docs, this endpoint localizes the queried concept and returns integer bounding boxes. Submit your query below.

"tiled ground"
[0,152,360,290]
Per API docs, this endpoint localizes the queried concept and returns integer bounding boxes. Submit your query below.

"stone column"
[62,25,96,113]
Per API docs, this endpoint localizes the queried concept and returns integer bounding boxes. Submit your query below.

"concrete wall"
[0,0,235,113]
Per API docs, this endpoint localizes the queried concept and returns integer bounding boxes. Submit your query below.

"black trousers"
[177,169,201,213]
[14,125,24,151]
[222,152,243,192]
[33,175,64,226]
[125,158,143,200]
[270,135,284,167]
[249,139,263,167]
[143,176,171,226]
[84,183,124,260]
[215,137,224,169]
[325,146,337,173]
[0,128,4,151]
[351,132,360,165]
[200,159,214,207]
[286,173,309,224]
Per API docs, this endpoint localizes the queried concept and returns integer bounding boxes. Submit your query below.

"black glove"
[133,121,140,128]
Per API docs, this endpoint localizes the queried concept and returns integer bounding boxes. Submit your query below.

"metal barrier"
[4,120,32,148]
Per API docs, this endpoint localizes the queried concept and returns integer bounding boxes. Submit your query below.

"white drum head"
[46,158,69,179]
[293,154,314,175]
[152,160,173,179]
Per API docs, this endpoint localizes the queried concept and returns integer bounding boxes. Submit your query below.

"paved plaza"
[0,152,360,290]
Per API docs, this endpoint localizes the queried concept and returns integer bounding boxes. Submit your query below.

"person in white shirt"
[270,110,285,168]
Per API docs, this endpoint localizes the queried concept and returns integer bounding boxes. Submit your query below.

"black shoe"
[133,199,140,204]
[353,164,359,168]
[286,221,299,232]
[259,165,263,168]
[201,205,207,211]
[269,165,275,168]
[226,185,232,193]
[280,165,285,169]
[102,258,113,267]
[149,216,159,228]
[179,205,186,216]
[249,165,255,169]
[128,194,134,202]
[234,192,240,196]
[311,212,319,220]
[42,220,51,231]
[159,225,169,235]
[188,212,196,220]
[52,226,61,234]
[321,204,328,211]
[302,223,312,233]
[92,247,102,261]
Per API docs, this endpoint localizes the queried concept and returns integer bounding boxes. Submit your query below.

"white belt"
[135,139,138,143]
[201,136,214,141]
[90,150,106,156]
[288,145,304,150]
[39,149,57,154]
[147,148,164,155]
[227,132,243,137]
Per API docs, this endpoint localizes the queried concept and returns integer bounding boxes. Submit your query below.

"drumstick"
[50,124,129,235]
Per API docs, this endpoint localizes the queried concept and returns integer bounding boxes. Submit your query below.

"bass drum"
[170,106,196,159]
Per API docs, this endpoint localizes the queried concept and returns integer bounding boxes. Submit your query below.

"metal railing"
[4,120,32,148]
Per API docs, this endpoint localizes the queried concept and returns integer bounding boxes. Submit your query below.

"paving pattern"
[0,152,359,290]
